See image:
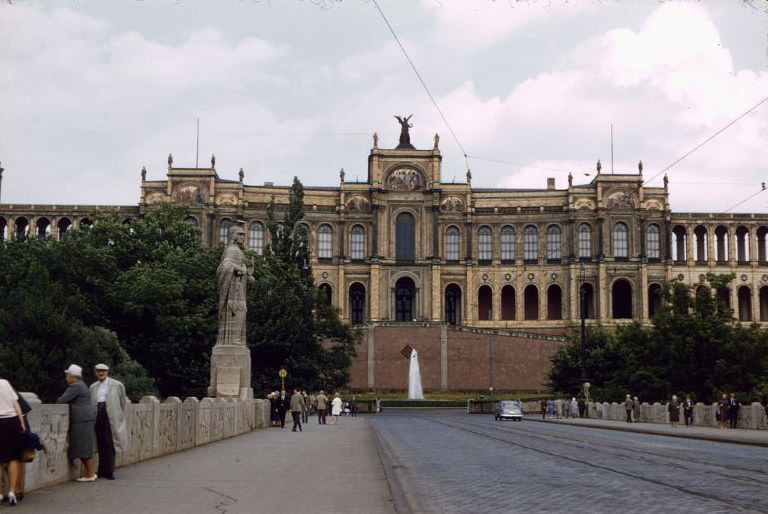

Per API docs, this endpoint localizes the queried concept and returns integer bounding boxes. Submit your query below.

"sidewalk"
[11,416,395,514]
[528,415,768,448]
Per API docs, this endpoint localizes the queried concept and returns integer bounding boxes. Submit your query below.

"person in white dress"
[330,394,343,425]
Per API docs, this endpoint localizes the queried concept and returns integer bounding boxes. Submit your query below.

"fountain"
[408,349,424,400]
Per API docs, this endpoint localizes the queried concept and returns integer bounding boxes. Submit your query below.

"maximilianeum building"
[2,135,768,391]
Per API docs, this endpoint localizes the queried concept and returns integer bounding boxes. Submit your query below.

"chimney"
[547,177,555,190]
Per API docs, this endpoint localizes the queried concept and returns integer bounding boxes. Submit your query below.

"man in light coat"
[89,363,128,480]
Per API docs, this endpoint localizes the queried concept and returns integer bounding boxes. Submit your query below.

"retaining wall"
[19,393,270,492]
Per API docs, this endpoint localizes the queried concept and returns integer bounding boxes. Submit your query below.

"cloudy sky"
[1,0,766,213]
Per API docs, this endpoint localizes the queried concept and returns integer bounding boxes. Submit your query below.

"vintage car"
[494,400,524,421]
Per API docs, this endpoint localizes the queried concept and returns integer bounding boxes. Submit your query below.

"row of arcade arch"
[0,216,88,241]
[317,278,671,324]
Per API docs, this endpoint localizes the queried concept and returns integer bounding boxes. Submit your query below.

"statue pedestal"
[208,345,253,400]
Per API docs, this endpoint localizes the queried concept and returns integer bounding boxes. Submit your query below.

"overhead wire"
[372,0,470,171]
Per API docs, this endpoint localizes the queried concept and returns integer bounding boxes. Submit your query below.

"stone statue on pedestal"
[208,223,255,399]
[395,115,415,150]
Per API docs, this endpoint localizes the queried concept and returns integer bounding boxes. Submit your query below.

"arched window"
[249,221,264,255]
[523,225,538,263]
[580,283,595,319]
[445,226,460,261]
[79,217,92,229]
[445,284,462,326]
[14,217,29,241]
[35,218,51,238]
[478,226,492,262]
[395,212,415,261]
[760,286,768,321]
[648,283,662,318]
[318,283,332,306]
[318,224,333,259]
[613,222,628,259]
[57,218,72,240]
[738,286,752,322]
[350,225,365,261]
[547,284,562,320]
[757,227,768,264]
[694,226,708,263]
[500,226,515,262]
[219,218,232,246]
[715,226,729,263]
[736,226,749,263]
[478,285,493,320]
[524,285,539,321]
[349,283,366,324]
[646,224,660,260]
[546,225,562,262]
[578,223,591,260]
[395,277,415,321]
[501,285,515,320]
[612,279,633,319]
[184,216,199,228]
[672,226,687,262]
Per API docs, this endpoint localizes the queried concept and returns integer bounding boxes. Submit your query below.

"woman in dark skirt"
[0,378,26,505]
[56,364,97,481]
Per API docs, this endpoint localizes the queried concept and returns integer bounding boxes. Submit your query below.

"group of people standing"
[623,395,642,423]
[268,390,355,431]
[540,397,588,419]
[0,363,126,505]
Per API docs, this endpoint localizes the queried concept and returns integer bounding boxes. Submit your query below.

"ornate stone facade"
[3,141,768,329]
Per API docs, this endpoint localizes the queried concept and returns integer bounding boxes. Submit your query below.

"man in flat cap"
[89,364,128,480]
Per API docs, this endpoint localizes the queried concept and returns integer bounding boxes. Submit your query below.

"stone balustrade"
[19,393,270,492]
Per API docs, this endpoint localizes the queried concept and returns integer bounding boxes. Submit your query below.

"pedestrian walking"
[569,397,578,418]
[683,394,694,427]
[578,397,586,418]
[554,398,563,419]
[717,393,729,430]
[56,364,97,481]
[301,390,309,424]
[330,393,343,425]
[290,389,306,432]
[0,378,26,505]
[349,396,358,417]
[624,394,633,423]
[727,392,740,429]
[540,399,547,419]
[547,398,555,417]
[316,390,328,424]
[668,395,680,428]
[563,397,570,418]
[268,393,279,427]
[89,363,127,481]
[633,396,640,422]
[276,390,290,429]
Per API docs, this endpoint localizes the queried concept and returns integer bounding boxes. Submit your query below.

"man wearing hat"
[89,364,127,480]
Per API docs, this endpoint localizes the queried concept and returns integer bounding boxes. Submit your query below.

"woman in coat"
[718,393,729,430]
[668,395,680,428]
[56,364,96,481]
[0,378,26,505]
[330,393,343,425]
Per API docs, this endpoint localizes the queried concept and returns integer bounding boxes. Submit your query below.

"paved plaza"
[9,409,768,514]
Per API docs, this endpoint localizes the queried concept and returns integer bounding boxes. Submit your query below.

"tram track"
[426,416,768,514]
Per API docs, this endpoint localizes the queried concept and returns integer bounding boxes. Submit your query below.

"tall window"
[249,221,264,255]
[478,226,492,262]
[501,226,515,262]
[351,225,365,261]
[613,222,628,259]
[523,225,538,262]
[546,225,562,261]
[219,218,232,246]
[318,224,333,259]
[349,283,366,324]
[395,212,415,261]
[646,224,660,259]
[578,223,591,259]
[445,226,460,261]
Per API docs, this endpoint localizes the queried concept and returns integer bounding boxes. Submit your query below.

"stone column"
[431,264,442,321]
[371,204,379,259]
[370,263,381,321]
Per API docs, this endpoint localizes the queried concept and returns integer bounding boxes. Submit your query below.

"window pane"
[219,219,232,246]
[613,222,628,258]
[546,226,561,260]
[578,224,591,258]
[478,226,492,261]
[351,225,365,260]
[646,224,660,259]
[446,226,460,261]
[249,221,264,255]
[501,226,515,261]
[395,213,415,261]
[318,224,333,259]
[524,226,538,261]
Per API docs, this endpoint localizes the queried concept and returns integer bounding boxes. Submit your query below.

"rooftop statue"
[395,115,415,150]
